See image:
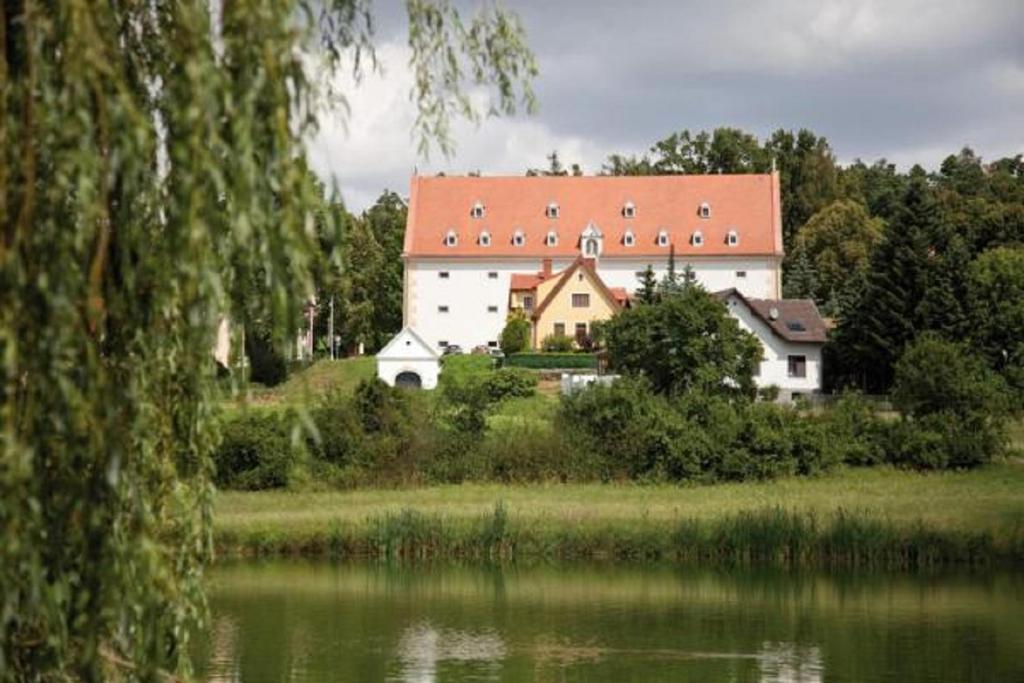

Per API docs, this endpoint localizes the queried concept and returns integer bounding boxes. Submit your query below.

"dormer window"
[479,231,491,247]
[699,202,711,219]
[726,230,739,247]
[471,201,485,219]
[546,202,559,219]
[691,231,704,247]
[512,230,525,247]
[622,201,636,219]
[545,231,558,247]
[623,230,635,247]
[444,230,458,247]
[656,230,669,247]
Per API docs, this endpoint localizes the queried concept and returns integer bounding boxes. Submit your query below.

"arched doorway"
[395,371,422,389]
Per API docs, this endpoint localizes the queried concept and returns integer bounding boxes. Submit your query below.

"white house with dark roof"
[715,289,827,398]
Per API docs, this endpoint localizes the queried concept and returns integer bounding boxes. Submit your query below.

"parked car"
[442,344,464,356]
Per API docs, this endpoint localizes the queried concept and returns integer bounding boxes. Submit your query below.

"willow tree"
[0,0,535,678]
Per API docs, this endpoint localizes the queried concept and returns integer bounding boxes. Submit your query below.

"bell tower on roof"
[580,222,603,258]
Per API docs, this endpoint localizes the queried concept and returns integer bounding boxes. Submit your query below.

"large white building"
[394,172,826,395]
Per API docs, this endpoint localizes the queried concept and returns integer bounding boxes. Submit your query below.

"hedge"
[505,353,597,369]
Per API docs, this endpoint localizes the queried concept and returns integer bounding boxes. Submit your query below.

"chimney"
[541,258,552,277]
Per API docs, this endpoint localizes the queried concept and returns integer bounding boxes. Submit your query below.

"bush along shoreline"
[214,503,1017,569]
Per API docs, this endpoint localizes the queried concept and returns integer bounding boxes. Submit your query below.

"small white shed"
[376,327,441,389]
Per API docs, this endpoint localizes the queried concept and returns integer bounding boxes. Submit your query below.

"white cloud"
[305,42,609,212]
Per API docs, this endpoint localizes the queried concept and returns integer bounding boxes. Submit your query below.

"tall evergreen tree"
[636,265,660,304]
[783,250,819,299]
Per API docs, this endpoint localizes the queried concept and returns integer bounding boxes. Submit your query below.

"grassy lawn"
[216,462,1024,555]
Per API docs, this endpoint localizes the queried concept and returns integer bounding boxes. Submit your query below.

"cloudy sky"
[306,0,1024,211]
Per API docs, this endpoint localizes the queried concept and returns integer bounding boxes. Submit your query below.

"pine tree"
[659,245,684,297]
[637,265,659,304]
[783,250,819,299]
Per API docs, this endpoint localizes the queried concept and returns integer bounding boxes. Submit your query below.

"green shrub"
[482,367,537,402]
[541,333,574,352]
[506,353,597,369]
[500,312,531,354]
[244,329,289,386]
[821,392,888,466]
[307,392,363,467]
[757,385,781,402]
[215,410,297,489]
[354,378,409,433]
[890,335,1011,469]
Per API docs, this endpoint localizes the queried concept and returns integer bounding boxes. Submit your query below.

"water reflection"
[195,561,1024,682]
[392,621,506,682]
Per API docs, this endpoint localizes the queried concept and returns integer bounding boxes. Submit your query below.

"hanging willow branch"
[0,0,535,679]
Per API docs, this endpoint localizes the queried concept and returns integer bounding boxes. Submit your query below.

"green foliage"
[0,0,536,676]
[819,393,888,466]
[789,199,884,303]
[604,286,761,396]
[215,411,298,490]
[967,247,1024,400]
[355,378,410,434]
[245,329,290,386]
[558,380,841,484]
[482,368,538,402]
[505,353,598,369]
[636,264,659,304]
[500,312,531,354]
[890,335,1010,469]
[541,332,575,352]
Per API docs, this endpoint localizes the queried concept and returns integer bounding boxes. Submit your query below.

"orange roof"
[609,287,630,304]
[510,272,549,290]
[404,174,783,258]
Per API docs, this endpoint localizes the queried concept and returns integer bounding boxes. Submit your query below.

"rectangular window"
[439,271,450,279]
[736,271,747,278]
[575,323,587,341]
[523,295,534,311]
[439,340,448,347]
[488,340,498,348]
[788,355,807,378]
[553,323,566,337]
[438,305,449,313]
[488,272,498,279]
[487,305,498,313]
[572,293,590,308]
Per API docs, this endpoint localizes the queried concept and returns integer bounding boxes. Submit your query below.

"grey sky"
[308,0,1024,211]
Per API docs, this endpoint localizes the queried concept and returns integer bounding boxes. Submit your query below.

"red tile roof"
[510,272,549,290]
[404,173,784,258]
[609,287,630,304]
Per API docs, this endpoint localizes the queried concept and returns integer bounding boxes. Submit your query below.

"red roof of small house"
[510,272,549,290]
[529,257,624,321]
[404,174,784,258]
[610,287,630,305]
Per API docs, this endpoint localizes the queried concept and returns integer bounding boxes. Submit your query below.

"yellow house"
[510,257,629,348]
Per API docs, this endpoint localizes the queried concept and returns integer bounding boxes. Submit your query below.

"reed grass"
[215,463,1024,568]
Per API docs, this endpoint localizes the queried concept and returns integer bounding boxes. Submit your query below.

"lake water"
[196,560,1024,682]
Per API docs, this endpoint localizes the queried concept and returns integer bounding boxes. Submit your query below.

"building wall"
[531,267,619,347]
[406,254,781,351]
[723,293,823,394]
[377,357,439,389]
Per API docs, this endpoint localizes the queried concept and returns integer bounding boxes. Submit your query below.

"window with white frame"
[726,230,739,246]
[444,230,457,247]
[546,202,559,218]
[623,230,635,247]
[622,201,636,219]
[656,230,669,247]
[439,271,450,279]
[487,305,498,313]
[513,230,525,246]
[487,271,498,279]
[438,305,449,313]
[479,231,491,247]
[546,231,558,247]
[692,230,704,247]
[699,202,711,219]
[736,270,747,278]
[471,201,484,218]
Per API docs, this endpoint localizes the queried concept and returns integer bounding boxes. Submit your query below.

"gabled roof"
[404,173,784,258]
[714,288,827,343]
[530,257,624,320]
[376,326,441,360]
[510,272,551,290]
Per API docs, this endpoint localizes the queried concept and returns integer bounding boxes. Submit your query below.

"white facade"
[722,293,823,396]
[376,327,441,390]
[405,255,781,352]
